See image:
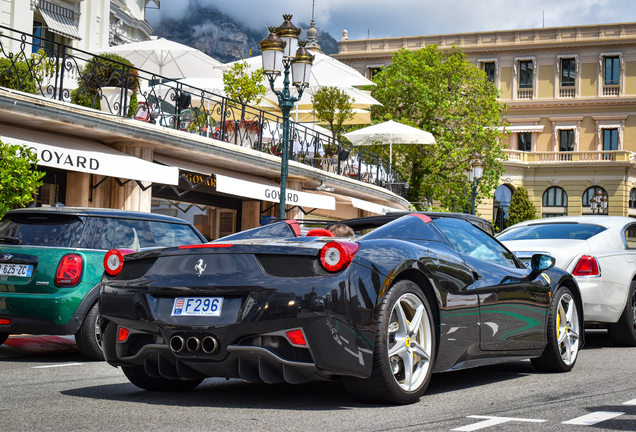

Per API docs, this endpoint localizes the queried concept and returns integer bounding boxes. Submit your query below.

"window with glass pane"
[368,67,382,79]
[518,132,532,151]
[559,130,574,152]
[604,56,620,85]
[519,61,533,88]
[603,129,618,151]
[561,58,576,87]
[630,188,636,208]
[542,187,568,207]
[483,62,496,82]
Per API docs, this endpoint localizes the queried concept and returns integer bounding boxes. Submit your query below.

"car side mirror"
[526,254,555,281]
[529,254,555,278]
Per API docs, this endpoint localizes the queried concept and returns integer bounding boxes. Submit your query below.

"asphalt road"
[1,330,635,432]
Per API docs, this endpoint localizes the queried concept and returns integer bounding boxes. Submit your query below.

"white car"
[498,216,636,346]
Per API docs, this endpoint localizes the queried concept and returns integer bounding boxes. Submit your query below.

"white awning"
[351,197,402,215]
[0,125,179,185]
[500,125,545,133]
[154,156,336,211]
[37,0,81,41]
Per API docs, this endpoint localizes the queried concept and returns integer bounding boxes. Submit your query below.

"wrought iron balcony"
[0,25,408,197]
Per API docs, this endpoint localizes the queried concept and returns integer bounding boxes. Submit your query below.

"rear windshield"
[0,214,84,248]
[498,223,607,241]
[81,217,203,250]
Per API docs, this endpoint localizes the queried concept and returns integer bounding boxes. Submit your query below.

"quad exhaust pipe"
[170,335,185,352]
[169,335,218,354]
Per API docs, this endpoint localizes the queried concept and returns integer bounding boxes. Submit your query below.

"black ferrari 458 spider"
[99,212,584,405]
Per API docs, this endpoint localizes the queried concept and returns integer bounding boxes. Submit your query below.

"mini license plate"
[171,297,223,317]
[0,263,33,278]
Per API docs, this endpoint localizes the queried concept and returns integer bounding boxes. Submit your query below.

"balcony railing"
[0,25,408,197]
[603,84,620,96]
[559,87,575,98]
[516,88,533,100]
[504,149,634,163]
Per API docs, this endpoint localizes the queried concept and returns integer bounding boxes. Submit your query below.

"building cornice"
[334,22,636,61]
[505,97,636,110]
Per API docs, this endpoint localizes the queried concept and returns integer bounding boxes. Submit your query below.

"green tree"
[311,86,355,141]
[222,60,266,105]
[506,186,537,227]
[370,46,508,210]
[0,139,45,218]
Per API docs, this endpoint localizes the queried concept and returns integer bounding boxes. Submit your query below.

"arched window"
[630,188,636,209]
[493,184,514,231]
[582,186,608,214]
[543,187,568,207]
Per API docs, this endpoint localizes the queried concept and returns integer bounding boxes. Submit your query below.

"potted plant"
[71,53,138,116]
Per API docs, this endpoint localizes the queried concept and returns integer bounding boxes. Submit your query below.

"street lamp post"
[466,152,483,215]
[259,15,314,220]
[590,190,608,214]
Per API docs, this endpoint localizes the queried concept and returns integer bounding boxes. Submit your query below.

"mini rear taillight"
[0,318,10,325]
[285,329,306,346]
[319,241,359,272]
[103,249,136,276]
[572,255,600,276]
[117,327,130,342]
[55,254,83,287]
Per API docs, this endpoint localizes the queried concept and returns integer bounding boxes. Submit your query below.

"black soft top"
[342,212,494,235]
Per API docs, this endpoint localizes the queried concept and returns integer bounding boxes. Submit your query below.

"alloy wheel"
[556,293,579,366]
[387,293,433,391]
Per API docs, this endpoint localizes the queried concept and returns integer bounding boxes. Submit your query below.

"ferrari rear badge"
[195,259,207,277]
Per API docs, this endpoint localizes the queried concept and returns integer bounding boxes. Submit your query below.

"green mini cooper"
[0,207,205,359]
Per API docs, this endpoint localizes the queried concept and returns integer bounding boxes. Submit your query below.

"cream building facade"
[0,0,156,53]
[334,22,636,228]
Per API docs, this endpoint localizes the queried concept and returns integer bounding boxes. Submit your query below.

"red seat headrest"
[305,228,335,237]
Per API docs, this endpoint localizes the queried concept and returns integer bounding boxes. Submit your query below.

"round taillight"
[103,249,135,276]
[320,241,359,272]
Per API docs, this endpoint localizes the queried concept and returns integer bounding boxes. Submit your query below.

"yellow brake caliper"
[557,309,562,341]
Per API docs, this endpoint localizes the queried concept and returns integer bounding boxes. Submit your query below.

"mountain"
[150,3,339,64]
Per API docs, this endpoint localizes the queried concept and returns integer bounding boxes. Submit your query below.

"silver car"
[499,216,636,346]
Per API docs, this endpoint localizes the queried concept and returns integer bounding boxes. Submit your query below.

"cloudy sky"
[146,0,636,41]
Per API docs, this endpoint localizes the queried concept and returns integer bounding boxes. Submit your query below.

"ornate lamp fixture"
[259,15,315,219]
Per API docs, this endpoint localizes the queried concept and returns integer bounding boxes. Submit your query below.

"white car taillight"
[572,255,600,277]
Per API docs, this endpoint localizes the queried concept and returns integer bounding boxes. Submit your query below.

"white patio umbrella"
[344,120,436,165]
[263,86,380,116]
[223,51,374,90]
[95,38,223,79]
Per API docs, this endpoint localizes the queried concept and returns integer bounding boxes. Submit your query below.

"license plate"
[171,297,223,316]
[0,263,33,277]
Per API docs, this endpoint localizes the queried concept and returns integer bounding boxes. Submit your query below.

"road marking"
[562,411,624,425]
[623,398,636,405]
[452,416,546,431]
[32,363,86,369]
